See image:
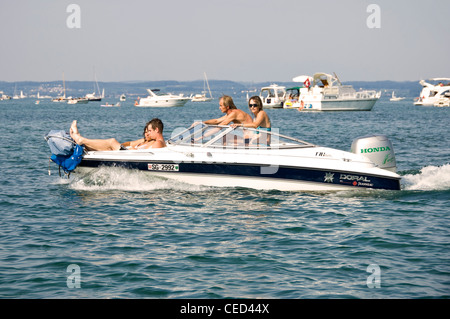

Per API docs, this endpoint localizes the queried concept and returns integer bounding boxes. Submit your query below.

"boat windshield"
[168,123,314,149]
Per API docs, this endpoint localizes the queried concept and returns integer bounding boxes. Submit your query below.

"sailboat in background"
[85,69,104,101]
[191,72,213,102]
[52,72,68,102]
[12,84,26,99]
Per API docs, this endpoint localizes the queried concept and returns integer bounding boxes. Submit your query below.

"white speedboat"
[74,124,401,191]
[284,73,381,111]
[259,84,286,108]
[414,78,450,106]
[135,89,191,107]
[390,91,405,101]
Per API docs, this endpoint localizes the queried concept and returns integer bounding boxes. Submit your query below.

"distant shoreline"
[0,79,421,98]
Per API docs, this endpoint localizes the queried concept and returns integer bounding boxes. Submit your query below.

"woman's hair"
[220,95,237,109]
[249,95,263,110]
[143,118,164,137]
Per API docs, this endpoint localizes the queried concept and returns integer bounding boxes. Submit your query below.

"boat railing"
[168,124,315,149]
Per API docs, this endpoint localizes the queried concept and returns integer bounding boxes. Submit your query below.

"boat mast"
[93,67,102,96]
[63,71,66,98]
[204,72,213,98]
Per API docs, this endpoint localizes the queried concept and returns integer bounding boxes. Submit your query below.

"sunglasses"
[249,104,259,108]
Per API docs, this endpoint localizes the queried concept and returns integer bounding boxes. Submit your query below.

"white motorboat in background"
[284,73,381,111]
[0,91,11,100]
[191,72,213,102]
[74,123,401,191]
[67,97,89,104]
[414,78,450,106]
[135,89,191,107]
[390,91,405,101]
[259,84,286,108]
[101,102,121,107]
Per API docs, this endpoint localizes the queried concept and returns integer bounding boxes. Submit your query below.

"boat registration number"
[147,163,179,172]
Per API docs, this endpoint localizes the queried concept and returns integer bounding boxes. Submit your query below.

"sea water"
[0,98,448,299]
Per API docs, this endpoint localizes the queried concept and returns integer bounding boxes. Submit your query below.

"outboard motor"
[351,135,397,172]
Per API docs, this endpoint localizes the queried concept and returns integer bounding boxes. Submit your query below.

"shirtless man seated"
[70,118,166,151]
[195,95,253,126]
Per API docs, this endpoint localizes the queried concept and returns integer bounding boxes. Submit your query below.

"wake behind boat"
[68,123,401,191]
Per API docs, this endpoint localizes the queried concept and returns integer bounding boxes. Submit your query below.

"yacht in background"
[414,78,450,106]
[85,88,104,102]
[284,72,381,111]
[259,84,286,108]
[135,89,190,107]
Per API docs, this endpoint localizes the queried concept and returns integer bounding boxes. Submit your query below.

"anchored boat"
[284,73,381,111]
[71,123,401,191]
[135,89,190,107]
[414,78,450,106]
[259,84,286,108]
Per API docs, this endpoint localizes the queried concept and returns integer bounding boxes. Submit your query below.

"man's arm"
[204,115,227,125]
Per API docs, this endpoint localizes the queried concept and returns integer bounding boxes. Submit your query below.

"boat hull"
[77,158,401,191]
[135,99,189,107]
[284,98,378,111]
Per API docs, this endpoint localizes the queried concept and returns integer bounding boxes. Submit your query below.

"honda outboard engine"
[351,135,397,172]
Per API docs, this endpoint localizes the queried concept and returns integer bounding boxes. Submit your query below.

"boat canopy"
[312,73,340,87]
[292,75,313,83]
[168,123,314,149]
[293,73,341,87]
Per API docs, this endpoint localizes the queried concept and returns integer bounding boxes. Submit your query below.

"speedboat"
[73,123,401,191]
[390,91,405,101]
[414,78,450,106]
[259,84,286,108]
[135,89,191,107]
[284,73,381,111]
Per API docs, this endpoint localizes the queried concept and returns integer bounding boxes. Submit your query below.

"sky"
[1,0,449,83]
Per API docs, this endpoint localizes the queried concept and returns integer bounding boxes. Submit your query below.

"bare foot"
[70,120,83,144]
[70,120,79,134]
